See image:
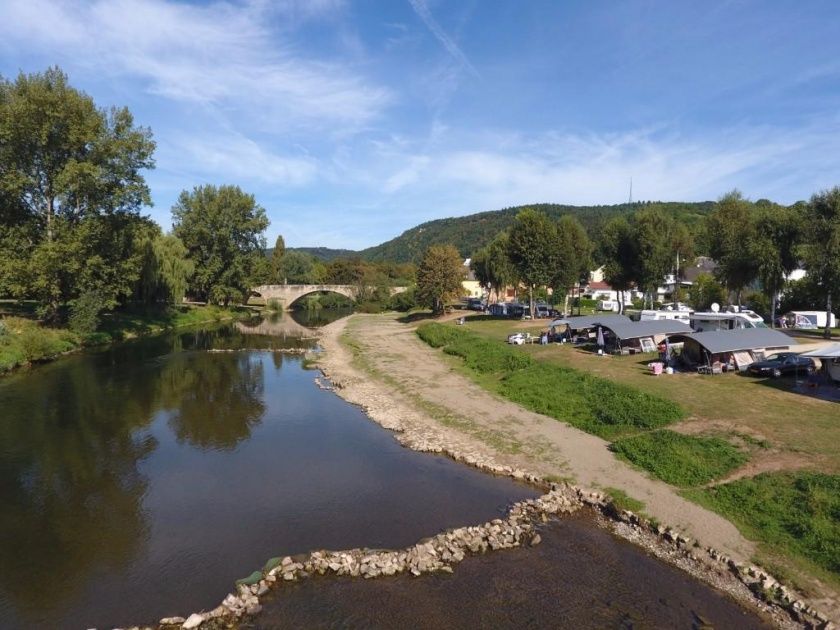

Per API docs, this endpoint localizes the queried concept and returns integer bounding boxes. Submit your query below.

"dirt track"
[318,313,754,559]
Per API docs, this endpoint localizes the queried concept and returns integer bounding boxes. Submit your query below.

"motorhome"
[690,309,767,332]
[638,309,691,323]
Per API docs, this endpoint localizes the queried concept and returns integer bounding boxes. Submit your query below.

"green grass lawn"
[687,472,840,582]
[611,430,749,486]
[417,322,684,440]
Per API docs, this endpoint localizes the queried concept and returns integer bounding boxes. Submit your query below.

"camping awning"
[549,314,630,331]
[599,319,692,340]
[671,328,794,354]
[800,342,840,359]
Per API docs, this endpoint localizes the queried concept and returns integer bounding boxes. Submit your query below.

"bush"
[697,472,840,576]
[69,291,103,335]
[611,430,747,486]
[388,287,418,312]
[265,298,283,312]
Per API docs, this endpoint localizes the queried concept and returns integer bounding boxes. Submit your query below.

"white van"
[785,311,837,329]
[690,310,766,332]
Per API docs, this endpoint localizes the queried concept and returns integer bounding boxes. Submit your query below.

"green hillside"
[288,247,359,261]
[359,201,716,263]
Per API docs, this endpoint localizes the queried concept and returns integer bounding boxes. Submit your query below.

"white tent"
[800,343,840,382]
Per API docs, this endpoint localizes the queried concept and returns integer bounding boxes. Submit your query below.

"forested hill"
[359,201,716,263]
[286,247,358,261]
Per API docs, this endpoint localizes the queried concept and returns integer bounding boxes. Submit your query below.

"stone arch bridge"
[252,284,408,309]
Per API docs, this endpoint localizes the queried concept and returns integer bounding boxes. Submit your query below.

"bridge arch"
[252,284,407,310]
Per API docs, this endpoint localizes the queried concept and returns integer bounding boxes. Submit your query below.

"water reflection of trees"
[0,334,266,620]
[0,359,156,615]
[163,352,265,450]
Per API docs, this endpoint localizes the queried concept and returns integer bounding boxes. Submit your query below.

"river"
[0,315,773,629]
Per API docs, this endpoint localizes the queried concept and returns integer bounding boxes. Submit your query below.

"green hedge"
[611,430,747,486]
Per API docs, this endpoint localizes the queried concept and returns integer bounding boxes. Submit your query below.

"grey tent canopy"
[549,314,630,331]
[597,319,691,341]
[669,328,793,354]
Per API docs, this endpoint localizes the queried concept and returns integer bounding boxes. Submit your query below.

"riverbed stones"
[181,613,204,629]
[159,618,185,626]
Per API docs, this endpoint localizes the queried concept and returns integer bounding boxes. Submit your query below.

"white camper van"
[690,308,766,332]
[639,309,691,323]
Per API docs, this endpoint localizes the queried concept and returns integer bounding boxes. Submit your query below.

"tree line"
[464,190,840,337]
[0,67,421,331]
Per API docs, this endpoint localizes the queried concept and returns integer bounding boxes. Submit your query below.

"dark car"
[748,352,815,378]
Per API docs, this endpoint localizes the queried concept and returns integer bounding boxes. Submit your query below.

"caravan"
[784,311,837,329]
[689,309,766,332]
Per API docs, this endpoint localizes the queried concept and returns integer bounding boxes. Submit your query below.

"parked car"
[747,352,815,378]
[466,298,485,311]
[507,332,532,345]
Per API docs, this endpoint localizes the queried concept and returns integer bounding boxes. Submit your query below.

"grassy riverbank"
[417,316,840,593]
[0,305,251,374]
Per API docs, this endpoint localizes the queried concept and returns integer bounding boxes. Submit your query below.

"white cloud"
[0,0,390,132]
[163,132,317,186]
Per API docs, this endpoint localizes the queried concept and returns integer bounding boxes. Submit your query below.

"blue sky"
[1,0,839,249]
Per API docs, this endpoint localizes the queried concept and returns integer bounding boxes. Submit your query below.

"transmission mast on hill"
[628,177,633,204]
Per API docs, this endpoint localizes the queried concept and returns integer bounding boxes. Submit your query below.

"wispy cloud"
[408,0,479,78]
[0,0,390,132]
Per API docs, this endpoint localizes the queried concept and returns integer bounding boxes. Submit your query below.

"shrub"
[69,291,103,335]
[388,287,418,312]
[265,298,284,312]
[611,430,748,486]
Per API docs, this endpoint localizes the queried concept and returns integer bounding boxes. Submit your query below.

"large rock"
[182,613,204,629]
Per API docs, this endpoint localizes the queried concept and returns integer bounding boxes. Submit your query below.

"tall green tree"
[0,67,155,319]
[172,185,269,305]
[271,235,285,282]
[598,216,636,314]
[633,207,676,308]
[706,190,758,307]
[751,203,803,327]
[416,244,464,315]
[554,215,592,313]
[802,187,840,339]
[507,209,561,318]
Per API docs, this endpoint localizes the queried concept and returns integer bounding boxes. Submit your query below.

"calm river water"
[0,313,772,629]
[0,316,536,629]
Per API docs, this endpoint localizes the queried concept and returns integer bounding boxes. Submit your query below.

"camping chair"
[711,360,723,375]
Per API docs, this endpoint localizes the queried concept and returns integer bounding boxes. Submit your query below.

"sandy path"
[318,313,755,561]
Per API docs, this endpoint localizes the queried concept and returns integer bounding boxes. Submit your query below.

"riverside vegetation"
[418,318,840,598]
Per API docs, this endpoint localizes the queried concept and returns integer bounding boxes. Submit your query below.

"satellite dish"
[711,303,720,313]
